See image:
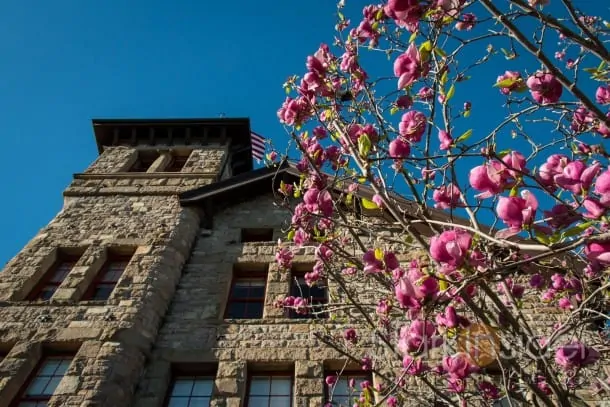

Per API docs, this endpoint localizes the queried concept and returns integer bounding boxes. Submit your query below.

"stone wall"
[0,143,222,407]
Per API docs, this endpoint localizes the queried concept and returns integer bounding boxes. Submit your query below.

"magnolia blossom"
[442,353,476,379]
[526,71,562,104]
[393,43,429,89]
[596,85,610,104]
[496,190,538,230]
[395,266,438,309]
[303,187,333,217]
[501,151,528,177]
[402,355,427,375]
[277,96,311,126]
[496,71,524,95]
[432,184,461,210]
[398,320,442,353]
[469,161,508,199]
[455,12,476,30]
[584,241,610,263]
[438,129,453,150]
[384,0,425,31]
[555,342,600,369]
[399,110,427,142]
[396,94,413,109]
[429,229,472,267]
[388,138,411,159]
[553,161,599,194]
[343,328,358,344]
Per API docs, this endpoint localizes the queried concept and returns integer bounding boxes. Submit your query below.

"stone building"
[0,117,378,407]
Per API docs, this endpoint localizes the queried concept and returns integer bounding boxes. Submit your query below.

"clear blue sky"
[0,1,605,266]
[0,0,341,266]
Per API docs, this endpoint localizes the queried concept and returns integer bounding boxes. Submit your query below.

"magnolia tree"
[269,0,610,406]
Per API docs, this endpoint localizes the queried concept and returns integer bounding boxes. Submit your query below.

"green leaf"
[456,129,472,143]
[440,70,449,86]
[338,11,344,21]
[509,185,519,197]
[361,198,379,210]
[463,109,471,118]
[409,31,417,43]
[358,133,372,158]
[445,84,455,102]
[374,248,383,260]
[434,47,447,57]
[561,222,593,239]
[390,106,399,115]
[419,40,433,53]
[284,86,291,94]
[287,229,295,241]
[494,78,517,88]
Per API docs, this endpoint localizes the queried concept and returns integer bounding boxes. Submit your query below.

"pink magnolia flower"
[596,85,610,104]
[361,356,372,371]
[595,169,610,206]
[442,353,476,379]
[496,71,525,95]
[372,194,384,208]
[583,198,606,219]
[555,342,600,369]
[303,187,333,217]
[417,86,433,100]
[438,130,453,150]
[393,43,429,89]
[554,161,599,194]
[398,320,442,353]
[529,273,544,288]
[433,184,462,210]
[396,94,413,109]
[429,229,472,267]
[389,138,411,159]
[399,110,427,142]
[526,72,562,104]
[387,396,398,407]
[275,246,294,269]
[571,107,594,132]
[277,96,311,126]
[455,12,476,30]
[544,204,578,229]
[395,267,438,309]
[496,190,538,230]
[436,305,458,329]
[585,241,610,263]
[478,381,500,400]
[469,161,508,199]
[402,355,427,375]
[344,328,358,344]
[501,151,528,177]
[325,375,337,386]
[384,0,425,32]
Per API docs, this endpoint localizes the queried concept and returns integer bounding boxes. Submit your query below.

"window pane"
[168,398,190,407]
[39,360,61,375]
[226,302,247,319]
[92,285,115,301]
[245,303,264,318]
[247,397,269,407]
[249,377,270,395]
[332,396,350,406]
[42,376,62,395]
[172,379,194,396]
[270,378,291,395]
[192,379,213,396]
[38,287,56,301]
[270,396,291,407]
[26,377,50,395]
[187,397,210,407]
[55,360,71,375]
[333,379,349,395]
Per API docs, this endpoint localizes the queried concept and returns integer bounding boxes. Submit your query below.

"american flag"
[250,131,266,161]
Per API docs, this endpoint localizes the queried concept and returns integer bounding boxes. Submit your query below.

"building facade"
[0,118,377,407]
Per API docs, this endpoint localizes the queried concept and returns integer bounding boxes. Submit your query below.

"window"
[325,373,370,406]
[129,152,158,172]
[241,228,274,243]
[246,374,292,407]
[165,376,214,407]
[164,154,190,172]
[12,355,73,406]
[289,272,328,319]
[82,252,132,301]
[225,268,267,319]
[27,252,81,301]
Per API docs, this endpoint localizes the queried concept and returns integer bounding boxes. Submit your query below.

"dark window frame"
[324,371,372,406]
[224,268,268,319]
[163,364,217,407]
[128,152,159,172]
[27,251,82,301]
[10,351,75,407]
[164,153,190,172]
[245,371,293,407]
[81,252,133,301]
[289,271,328,319]
[240,228,274,243]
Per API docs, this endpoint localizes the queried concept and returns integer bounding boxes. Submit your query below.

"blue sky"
[0,0,342,266]
[0,1,606,266]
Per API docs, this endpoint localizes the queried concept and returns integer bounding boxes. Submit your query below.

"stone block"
[55,375,81,394]
[57,327,102,341]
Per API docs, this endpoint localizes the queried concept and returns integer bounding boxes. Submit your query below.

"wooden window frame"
[324,371,372,406]
[224,267,268,319]
[27,251,81,301]
[240,228,274,243]
[10,351,75,407]
[289,271,328,319]
[81,252,133,301]
[128,152,158,172]
[163,363,217,407]
[245,371,293,407]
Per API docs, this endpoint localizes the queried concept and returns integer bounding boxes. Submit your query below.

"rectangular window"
[225,268,267,319]
[241,228,274,243]
[325,373,370,406]
[289,272,328,319]
[82,252,132,301]
[164,154,190,172]
[13,355,73,406]
[246,374,292,407]
[165,374,214,407]
[27,252,81,301]
[129,152,158,172]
